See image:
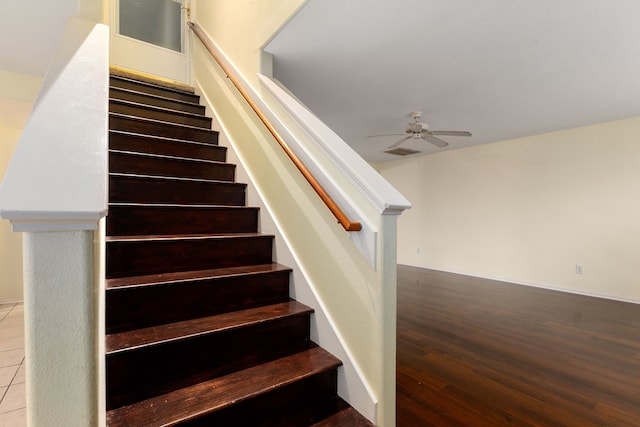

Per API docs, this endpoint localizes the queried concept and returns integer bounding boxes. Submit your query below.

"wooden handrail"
[188,22,362,232]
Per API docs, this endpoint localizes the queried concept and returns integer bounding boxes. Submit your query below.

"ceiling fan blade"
[431,130,472,137]
[423,134,449,147]
[388,136,412,149]
[366,133,406,138]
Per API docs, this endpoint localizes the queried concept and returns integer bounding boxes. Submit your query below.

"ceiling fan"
[369,111,471,149]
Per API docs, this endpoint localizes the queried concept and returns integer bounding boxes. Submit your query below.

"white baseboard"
[0,298,24,305]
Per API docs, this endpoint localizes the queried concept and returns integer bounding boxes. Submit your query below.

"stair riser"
[110,88,205,115]
[106,270,291,333]
[181,370,339,426]
[110,76,200,103]
[110,114,217,144]
[106,315,312,410]
[109,175,246,206]
[106,236,273,278]
[110,100,212,129]
[109,151,235,182]
[109,132,225,162]
[107,205,258,236]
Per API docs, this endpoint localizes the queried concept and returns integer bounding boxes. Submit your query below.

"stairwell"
[104,73,374,426]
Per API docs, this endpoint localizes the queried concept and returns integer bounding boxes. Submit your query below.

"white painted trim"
[0,17,109,232]
[4,215,106,233]
[258,75,411,216]
[0,299,23,305]
[405,264,640,305]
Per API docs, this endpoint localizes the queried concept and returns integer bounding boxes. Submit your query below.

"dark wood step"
[206,396,373,427]
[106,301,315,410]
[109,151,235,181]
[110,75,200,104]
[175,373,343,427]
[105,233,273,278]
[310,405,374,427]
[106,301,312,353]
[110,87,205,115]
[106,347,342,426]
[105,264,291,333]
[106,203,258,236]
[109,131,225,162]
[109,99,212,129]
[109,174,246,206]
[110,114,218,144]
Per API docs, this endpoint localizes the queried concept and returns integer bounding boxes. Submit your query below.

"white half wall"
[377,116,640,303]
[196,100,378,421]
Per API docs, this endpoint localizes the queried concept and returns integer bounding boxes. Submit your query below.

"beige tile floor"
[0,302,26,427]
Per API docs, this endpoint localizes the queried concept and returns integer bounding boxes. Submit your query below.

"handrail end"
[345,222,362,232]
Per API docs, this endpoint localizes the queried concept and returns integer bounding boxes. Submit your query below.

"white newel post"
[0,17,108,427]
[22,230,102,426]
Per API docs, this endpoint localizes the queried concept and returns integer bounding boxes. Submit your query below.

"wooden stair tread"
[109,74,195,94]
[310,406,374,427]
[105,232,266,242]
[109,151,235,181]
[109,114,217,143]
[109,171,234,183]
[110,99,211,129]
[109,149,228,165]
[106,203,259,236]
[110,98,205,119]
[106,347,341,427]
[109,76,199,104]
[109,172,239,184]
[106,263,290,289]
[109,130,218,147]
[110,86,202,107]
[108,130,225,160]
[109,112,214,133]
[105,233,272,278]
[107,202,257,209]
[109,173,246,207]
[106,301,312,354]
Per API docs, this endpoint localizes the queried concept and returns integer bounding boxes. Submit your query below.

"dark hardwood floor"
[397,265,640,426]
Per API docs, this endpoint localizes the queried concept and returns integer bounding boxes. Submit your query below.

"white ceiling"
[265,0,640,163]
[0,0,77,76]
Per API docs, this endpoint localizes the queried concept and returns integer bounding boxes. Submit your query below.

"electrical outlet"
[416,247,421,254]
[575,264,583,274]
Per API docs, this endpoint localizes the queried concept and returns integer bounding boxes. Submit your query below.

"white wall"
[0,70,42,302]
[378,116,640,302]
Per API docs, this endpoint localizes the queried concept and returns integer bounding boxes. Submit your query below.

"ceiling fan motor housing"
[406,121,426,133]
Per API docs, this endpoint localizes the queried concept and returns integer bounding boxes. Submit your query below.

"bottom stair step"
[106,347,342,427]
[310,405,375,427]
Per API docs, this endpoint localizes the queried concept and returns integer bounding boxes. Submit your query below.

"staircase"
[105,73,374,426]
